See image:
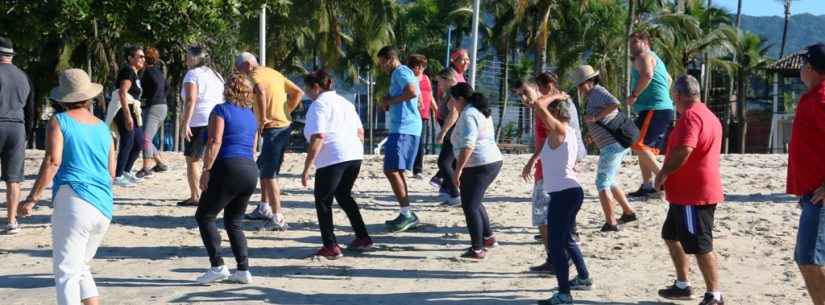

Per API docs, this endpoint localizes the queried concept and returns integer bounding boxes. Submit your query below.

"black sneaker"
[658,281,693,300]
[152,163,169,172]
[600,223,619,232]
[698,292,724,305]
[135,169,153,179]
[528,261,555,274]
[628,186,657,198]
[618,213,638,224]
[534,234,543,241]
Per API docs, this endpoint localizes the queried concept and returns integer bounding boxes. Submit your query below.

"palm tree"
[778,0,795,58]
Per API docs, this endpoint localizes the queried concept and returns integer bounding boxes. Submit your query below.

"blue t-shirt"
[388,65,422,135]
[52,112,114,219]
[211,102,258,160]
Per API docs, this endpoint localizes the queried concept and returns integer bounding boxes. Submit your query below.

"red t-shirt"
[787,80,825,196]
[418,74,433,120]
[663,102,724,205]
[535,114,547,181]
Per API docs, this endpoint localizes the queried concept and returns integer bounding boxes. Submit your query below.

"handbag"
[596,111,639,148]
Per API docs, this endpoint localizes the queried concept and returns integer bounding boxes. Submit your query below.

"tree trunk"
[496,41,510,142]
[736,69,748,153]
[534,4,551,73]
[779,0,791,58]
[702,0,713,104]
[625,0,636,101]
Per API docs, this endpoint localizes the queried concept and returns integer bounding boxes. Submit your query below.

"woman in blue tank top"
[18,69,115,305]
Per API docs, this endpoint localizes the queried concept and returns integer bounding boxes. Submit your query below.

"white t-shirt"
[303,91,364,169]
[181,66,225,127]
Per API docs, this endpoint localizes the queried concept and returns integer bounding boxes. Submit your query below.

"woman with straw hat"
[18,69,115,305]
[573,65,639,232]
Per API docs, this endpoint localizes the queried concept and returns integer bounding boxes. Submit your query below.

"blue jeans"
[547,187,589,294]
[795,195,825,265]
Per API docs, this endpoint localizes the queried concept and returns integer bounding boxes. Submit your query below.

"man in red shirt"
[654,75,724,305]
[788,43,825,305]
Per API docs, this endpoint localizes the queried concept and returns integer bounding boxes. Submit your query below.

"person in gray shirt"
[0,37,33,235]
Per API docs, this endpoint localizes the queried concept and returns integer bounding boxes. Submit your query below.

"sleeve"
[812,99,825,137]
[670,113,700,149]
[455,112,479,150]
[598,87,620,106]
[211,104,226,120]
[182,70,197,85]
[25,76,35,143]
[402,68,418,89]
[303,103,327,140]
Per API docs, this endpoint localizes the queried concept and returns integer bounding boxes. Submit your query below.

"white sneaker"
[264,216,289,231]
[124,172,144,183]
[440,196,461,206]
[113,176,136,188]
[196,265,231,284]
[228,270,253,284]
[2,223,20,235]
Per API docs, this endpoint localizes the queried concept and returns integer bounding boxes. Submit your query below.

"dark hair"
[512,78,529,90]
[630,30,651,43]
[534,72,559,88]
[377,46,399,60]
[586,75,601,86]
[145,47,160,66]
[449,83,492,117]
[125,45,143,59]
[304,69,334,91]
[804,43,825,74]
[407,54,428,69]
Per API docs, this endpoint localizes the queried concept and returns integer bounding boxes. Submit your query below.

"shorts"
[257,126,291,178]
[795,195,825,265]
[531,180,551,226]
[632,109,674,155]
[383,133,420,172]
[184,126,208,158]
[0,122,25,182]
[596,143,629,191]
[662,204,716,255]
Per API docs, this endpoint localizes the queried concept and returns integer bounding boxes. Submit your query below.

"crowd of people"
[1,31,825,305]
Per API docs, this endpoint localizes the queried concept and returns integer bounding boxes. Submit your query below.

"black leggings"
[436,126,459,197]
[459,161,502,250]
[115,110,144,177]
[547,187,589,294]
[315,160,369,247]
[195,158,258,271]
[413,119,428,175]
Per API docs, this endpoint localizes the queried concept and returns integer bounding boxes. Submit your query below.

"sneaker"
[152,163,168,172]
[528,261,555,274]
[628,185,658,198]
[176,199,199,206]
[385,212,420,232]
[483,235,499,249]
[439,196,461,207]
[429,176,442,189]
[2,223,20,235]
[348,236,374,251]
[315,244,344,260]
[196,265,231,284]
[113,176,136,188]
[698,292,724,305]
[538,292,573,305]
[123,172,144,183]
[460,248,486,260]
[658,281,694,300]
[412,173,424,179]
[264,217,289,231]
[600,223,619,232]
[569,275,593,290]
[245,203,274,220]
[135,169,153,179]
[534,234,544,241]
[618,213,638,224]
[228,270,253,284]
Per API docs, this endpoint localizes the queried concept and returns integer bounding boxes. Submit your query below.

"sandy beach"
[0,150,808,304]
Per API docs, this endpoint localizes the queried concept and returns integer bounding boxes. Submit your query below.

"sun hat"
[0,37,14,56]
[49,69,103,103]
[802,43,825,72]
[572,65,600,87]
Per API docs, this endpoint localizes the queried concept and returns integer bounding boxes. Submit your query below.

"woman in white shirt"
[300,70,372,260]
[178,46,224,206]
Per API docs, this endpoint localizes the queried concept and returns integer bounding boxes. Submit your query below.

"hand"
[556,92,570,101]
[301,168,311,187]
[17,200,36,217]
[382,96,392,111]
[626,95,638,107]
[453,169,462,189]
[200,171,210,191]
[521,160,535,182]
[813,184,825,205]
[124,115,134,131]
[182,126,192,142]
[437,132,447,145]
[654,172,667,192]
[584,115,597,124]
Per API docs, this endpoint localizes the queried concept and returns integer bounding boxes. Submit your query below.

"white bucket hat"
[49,69,103,103]
[572,65,600,87]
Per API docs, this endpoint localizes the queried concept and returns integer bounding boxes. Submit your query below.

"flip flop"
[177,199,198,206]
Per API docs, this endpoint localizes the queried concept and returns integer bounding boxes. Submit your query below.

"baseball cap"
[802,43,825,72]
[0,37,14,56]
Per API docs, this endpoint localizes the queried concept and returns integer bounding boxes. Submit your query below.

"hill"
[741,13,825,58]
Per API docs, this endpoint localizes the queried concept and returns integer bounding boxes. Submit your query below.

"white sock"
[274,213,284,221]
[711,291,722,301]
[400,207,412,217]
[675,280,690,289]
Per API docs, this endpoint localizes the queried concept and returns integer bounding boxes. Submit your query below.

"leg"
[224,194,252,271]
[477,162,501,238]
[459,166,485,250]
[52,187,93,305]
[795,197,825,304]
[2,123,25,225]
[800,265,825,304]
[185,157,201,202]
[262,178,283,216]
[413,123,426,175]
[611,186,634,215]
[539,224,549,257]
[696,251,721,293]
[115,118,134,177]
[598,190,617,225]
[334,161,369,239]
[665,239,691,282]
[547,190,575,294]
[437,130,459,198]
[385,171,410,207]
[6,181,19,225]
[124,125,144,173]
[636,149,660,185]
[194,167,234,268]
[79,206,110,305]
[565,188,589,278]
[315,164,344,247]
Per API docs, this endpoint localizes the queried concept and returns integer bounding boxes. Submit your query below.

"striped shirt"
[585,85,620,149]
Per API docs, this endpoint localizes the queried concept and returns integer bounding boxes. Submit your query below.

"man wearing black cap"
[788,43,825,305]
[0,36,33,235]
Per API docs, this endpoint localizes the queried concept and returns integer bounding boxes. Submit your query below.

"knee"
[195,211,215,224]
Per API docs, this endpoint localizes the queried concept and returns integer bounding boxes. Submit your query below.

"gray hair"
[674,74,701,98]
[235,52,259,68]
[549,99,572,123]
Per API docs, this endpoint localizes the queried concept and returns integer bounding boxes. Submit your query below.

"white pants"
[52,186,110,305]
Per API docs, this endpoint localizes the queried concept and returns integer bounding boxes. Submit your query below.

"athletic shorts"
[184,126,208,158]
[795,195,825,265]
[257,126,291,179]
[662,204,717,255]
[0,122,25,182]
[383,133,420,172]
[531,180,551,226]
[632,109,674,155]
[596,143,629,191]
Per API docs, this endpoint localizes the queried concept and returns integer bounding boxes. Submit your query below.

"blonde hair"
[223,72,255,108]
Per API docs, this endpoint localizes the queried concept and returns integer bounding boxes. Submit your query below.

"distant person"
[531,89,592,305]
[0,37,33,235]
[18,69,114,305]
[235,52,304,231]
[449,83,503,260]
[408,54,437,179]
[135,47,169,178]
[574,65,637,232]
[301,70,372,260]
[449,49,469,83]
[194,72,258,285]
[110,46,146,188]
[654,75,724,305]
[376,46,423,232]
[627,30,675,198]
[788,43,825,305]
[533,72,586,161]
[433,69,461,206]
[178,46,224,207]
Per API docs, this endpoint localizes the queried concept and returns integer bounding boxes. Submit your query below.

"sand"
[0,150,809,304]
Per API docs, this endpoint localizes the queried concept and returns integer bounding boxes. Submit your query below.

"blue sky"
[714,0,824,16]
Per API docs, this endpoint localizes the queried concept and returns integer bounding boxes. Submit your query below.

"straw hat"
[572,65,600,87]
[49,69,103,103]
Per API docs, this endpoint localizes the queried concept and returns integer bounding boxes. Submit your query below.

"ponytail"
[468,92,492,117]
